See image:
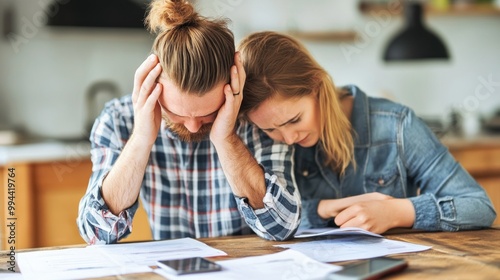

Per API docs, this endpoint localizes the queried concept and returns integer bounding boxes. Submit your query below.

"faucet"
[85,80,120,135]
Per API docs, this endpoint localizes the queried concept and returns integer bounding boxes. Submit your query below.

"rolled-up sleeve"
[77,100,139,244]
[236,121,301,241]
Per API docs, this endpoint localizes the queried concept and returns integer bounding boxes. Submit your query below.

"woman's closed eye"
[262,117,301,133]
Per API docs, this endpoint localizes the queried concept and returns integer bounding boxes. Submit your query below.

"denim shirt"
[296,85,496,231]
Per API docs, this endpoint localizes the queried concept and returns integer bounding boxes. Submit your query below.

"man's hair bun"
[146,0,198,33]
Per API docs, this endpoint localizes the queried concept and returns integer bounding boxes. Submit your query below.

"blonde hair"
[146,0,234,94]
[239,31,355,175]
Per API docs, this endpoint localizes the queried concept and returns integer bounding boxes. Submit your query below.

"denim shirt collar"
[344,85,371,148]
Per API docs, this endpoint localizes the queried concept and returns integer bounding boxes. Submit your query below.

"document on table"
[275,236,431,262]
[17,247,151,280]
[17,238,227,280]
[154,249,341,280]
[294,227,382,238]
[93,237,227,266]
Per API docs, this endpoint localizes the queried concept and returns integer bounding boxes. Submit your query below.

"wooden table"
[1,228,499,279]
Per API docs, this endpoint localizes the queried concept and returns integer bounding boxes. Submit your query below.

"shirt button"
[302,170,309,177]
[378,178,385,186]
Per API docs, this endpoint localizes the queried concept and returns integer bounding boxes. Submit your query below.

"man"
[77,0,300,244]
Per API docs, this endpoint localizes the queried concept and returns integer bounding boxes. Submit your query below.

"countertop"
[440,132,500,149]
[0,140,91,165]
[0,132,498,166]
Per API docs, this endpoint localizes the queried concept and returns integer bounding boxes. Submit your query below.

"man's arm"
[102,54,163,214]
[77,100,141,245]
[210,53,301,241]
[77,55,163,244]
[210,52,266,208]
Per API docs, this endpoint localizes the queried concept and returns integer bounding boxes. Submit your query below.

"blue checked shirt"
[77,95,301,244]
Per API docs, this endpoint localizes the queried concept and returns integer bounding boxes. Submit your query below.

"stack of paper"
[278,227,431,262]
[17,228,431,280]
[294,227,382,238]
[17,238,226,280]
[155,250,341,280]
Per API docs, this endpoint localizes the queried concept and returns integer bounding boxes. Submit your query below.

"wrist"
[317,199,331,219]
[390,199,416,228]
[128,133,155,153]
[211,132,240,150]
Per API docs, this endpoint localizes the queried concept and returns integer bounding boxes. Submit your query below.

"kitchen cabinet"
[2,135,499,249]
[443,135,500,226]
[0,159,152,250]
[1,164,34,249]
[359,1,500,16]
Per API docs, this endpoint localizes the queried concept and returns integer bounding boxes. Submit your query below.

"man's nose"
[184,119,202,133]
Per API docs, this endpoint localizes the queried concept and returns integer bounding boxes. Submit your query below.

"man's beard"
[163,116,212,142]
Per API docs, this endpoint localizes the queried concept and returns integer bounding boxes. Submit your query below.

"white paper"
[275,236,431,262]
[154,250,341,280]
[0,273,25,280]
[92,237,227,266]
[17,238,226,280]
[294,227,382,238]
[17,248,151,280]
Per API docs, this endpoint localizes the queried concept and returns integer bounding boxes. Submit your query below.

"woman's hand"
[131,54,163,146]
[318,192,392,219]
[318,193,416,234]
[210,52,246,145]
[334,198,416,234]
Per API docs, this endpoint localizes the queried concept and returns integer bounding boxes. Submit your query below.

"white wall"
[200,0,500,122]
[0,0,153,139]
[0,0,10,125]
[1,0,499,139]
[311,15,500,121]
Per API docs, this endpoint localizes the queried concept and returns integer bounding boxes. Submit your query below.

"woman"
[238,31,496,234]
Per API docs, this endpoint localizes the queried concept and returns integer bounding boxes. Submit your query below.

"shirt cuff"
[301,198,331,229]
[409,194,442,231]
[235,196,272,239]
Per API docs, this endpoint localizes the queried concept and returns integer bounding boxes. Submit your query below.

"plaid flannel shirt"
[77,95,300,244]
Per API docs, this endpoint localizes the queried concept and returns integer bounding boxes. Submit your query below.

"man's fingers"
[230,65,239,95]
[224,84,234,98]
[133,54,159,103]
[144,83,162,109]
[226,52,246,98]
[136,63,162,105]
[234,52,246,89]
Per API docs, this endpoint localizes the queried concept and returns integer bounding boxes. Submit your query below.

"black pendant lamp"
[383,2,450,61]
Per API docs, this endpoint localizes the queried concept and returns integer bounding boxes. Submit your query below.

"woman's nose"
[282,131,298,145]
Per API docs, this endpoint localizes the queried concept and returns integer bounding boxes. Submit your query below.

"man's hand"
[131,54,163,146]
[101,54,163,215]
[210,52,246,145]
[208,52,266,209]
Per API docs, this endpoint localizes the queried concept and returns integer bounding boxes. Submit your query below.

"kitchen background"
[0,0,500,250]
[0,0,499,140]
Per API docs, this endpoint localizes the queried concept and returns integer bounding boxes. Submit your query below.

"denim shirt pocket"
[295,158,321,196]
[365,167,402,196]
